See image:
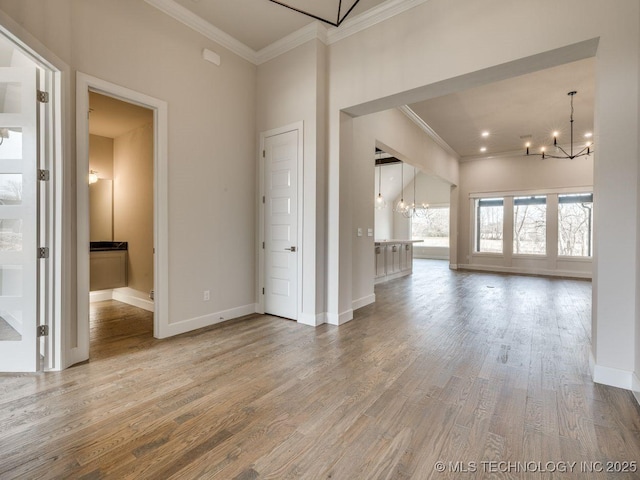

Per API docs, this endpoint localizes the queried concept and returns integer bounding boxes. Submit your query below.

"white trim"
[145,0,429,66]
[375,270,413,284]
[89,290,113,303]
[76,73,170,357]
[468,186,593,199]
[632,373,640,407]
[258,122,305,323]
[414,252,450,261]
[327,309,354,326]
[161,303,256,337]
[398,106,460,160]
[89,288,154,312]
[590,352,635,390]
[449,263,458,270]
[458,263,592,279]
[298,312,327,327]
[112,288,154,312]
[326,0,430,45]
[143,0,256,64]
[256,22,328,65]
[352,294,375,311]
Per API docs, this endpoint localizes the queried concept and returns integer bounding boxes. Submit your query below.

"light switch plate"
[367,228,373,237]
[357,228,363,237]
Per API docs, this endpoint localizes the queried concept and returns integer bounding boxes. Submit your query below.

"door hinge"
[37,325,49,337]
[38,247,49,259]
[37,90,49,103]
[38,169,50,181]
[262,150,265,158]
[262,241,265,249]
[262,196,265,204]
[262,288,265,295]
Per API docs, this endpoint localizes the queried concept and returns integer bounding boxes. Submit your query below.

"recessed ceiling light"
[481,131,489,138]
[585,132,593,138]
[480,147,487,153]
[552,131,559,138]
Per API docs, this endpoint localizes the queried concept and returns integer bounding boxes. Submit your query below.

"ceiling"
[89,92,154,138]
[151,1,595,163]
[172,0,387,51]
[408,58,595,160]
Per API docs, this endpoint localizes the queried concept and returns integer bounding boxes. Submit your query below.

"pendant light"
[402,166,418,218]
[525,91,593,159]
[375,164,387,210]
[393,161,408,214]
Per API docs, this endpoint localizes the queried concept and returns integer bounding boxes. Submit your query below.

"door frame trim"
[257,122,304,321]
[75,72,170,364]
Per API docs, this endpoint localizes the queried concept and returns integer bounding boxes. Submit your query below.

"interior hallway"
[0,260,638,478]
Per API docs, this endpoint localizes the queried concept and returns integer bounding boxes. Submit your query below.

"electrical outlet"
[203,290,210,301]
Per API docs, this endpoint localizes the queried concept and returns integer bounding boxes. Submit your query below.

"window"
[475,198,503,253]
[558,193,593,257]
[411,207,449,247]
[513,196,546,255]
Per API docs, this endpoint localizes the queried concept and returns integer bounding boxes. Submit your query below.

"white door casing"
[263,129,299,320]
[0,66,39,371]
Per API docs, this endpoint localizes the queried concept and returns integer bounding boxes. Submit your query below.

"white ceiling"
[171,0,387,50]
[89,92,154,138]
[408,58,595,160]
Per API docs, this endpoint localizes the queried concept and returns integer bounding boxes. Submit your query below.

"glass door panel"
[0,67,38,371]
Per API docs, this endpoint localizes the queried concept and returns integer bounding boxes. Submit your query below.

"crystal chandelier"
[525,91,593,160]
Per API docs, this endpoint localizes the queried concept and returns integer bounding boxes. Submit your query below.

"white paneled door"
[264,129,298,320]
[0,67,39,371]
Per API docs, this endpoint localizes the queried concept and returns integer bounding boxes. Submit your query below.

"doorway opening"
[88,92,154,348]
[76,72,169,366]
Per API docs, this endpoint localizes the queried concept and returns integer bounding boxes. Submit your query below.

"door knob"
[285,246,296,252]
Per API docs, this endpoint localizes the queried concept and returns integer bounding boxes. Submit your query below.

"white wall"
[0,0,258,357]
[326,0,639,388]
[348,109,459,315]
[458,153,594,277]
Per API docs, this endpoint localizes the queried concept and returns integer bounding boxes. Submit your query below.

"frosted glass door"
[0,67,38,371]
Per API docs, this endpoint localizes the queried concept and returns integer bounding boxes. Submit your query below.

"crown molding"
[326,0,430,45]
[144,0,257,64]
[398,106,460,161]
[146,0,431,66]
[256,22,328,65]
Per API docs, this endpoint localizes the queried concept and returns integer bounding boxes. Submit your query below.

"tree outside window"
[513,196,546,255]
[558,193,593,257]
[411,207,449,247]
[475,198,503,253]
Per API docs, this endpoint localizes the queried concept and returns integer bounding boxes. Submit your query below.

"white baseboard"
[449,263,458,270]
[298,312,327,326]
[413,253,449,260]
[112,287,154,312]
[352,294,375,311]
[374,270,412,284]
[327,309,353,326]
[160,303,257,338]
[90,287,154,312]
[632,373,640,407]
[89,290,114,303]
[458,263,592,279]
[590,352,635,390]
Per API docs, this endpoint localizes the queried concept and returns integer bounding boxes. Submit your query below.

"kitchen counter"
[374,240,422,283]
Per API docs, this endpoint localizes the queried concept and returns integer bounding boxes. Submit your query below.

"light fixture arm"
[525,90,592,160]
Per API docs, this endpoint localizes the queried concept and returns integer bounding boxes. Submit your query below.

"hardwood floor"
[1,260,639,479]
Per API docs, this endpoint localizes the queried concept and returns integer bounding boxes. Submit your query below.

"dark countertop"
[90,241,128,252]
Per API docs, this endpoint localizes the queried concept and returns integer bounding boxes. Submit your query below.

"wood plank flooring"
[1,260,639,479]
